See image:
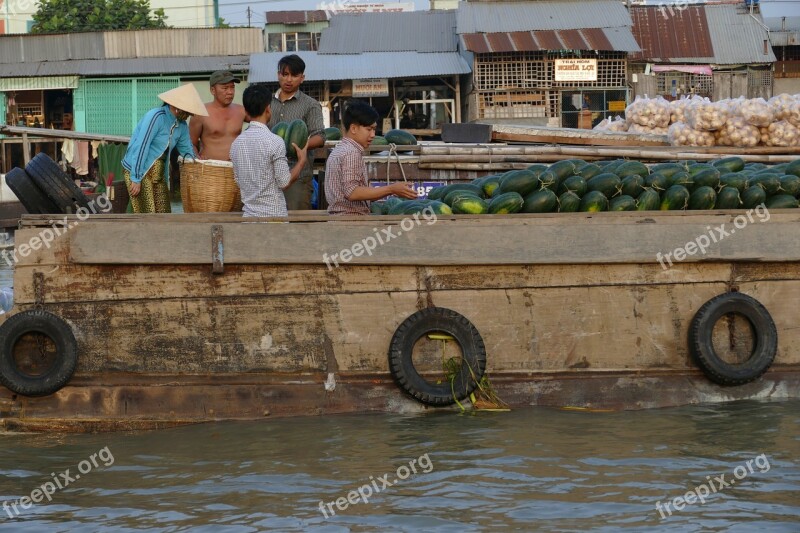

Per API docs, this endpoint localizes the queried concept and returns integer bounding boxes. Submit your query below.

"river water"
[0,401,797,531]
[0,257,798,531]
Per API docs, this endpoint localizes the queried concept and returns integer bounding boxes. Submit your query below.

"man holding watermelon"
[267,55,326,211]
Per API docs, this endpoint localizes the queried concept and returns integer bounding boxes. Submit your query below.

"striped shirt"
[267,90,325,180]
[230,122,291,218]
[325,137,370,215]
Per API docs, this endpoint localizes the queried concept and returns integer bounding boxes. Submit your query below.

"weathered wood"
[491,124,670,147]
[22,132,31,166]
[0,125,130,143]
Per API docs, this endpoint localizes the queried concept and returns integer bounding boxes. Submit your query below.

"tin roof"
[629,4,775,65]
[460,27,640,53]
[249,51,470,82]
[318,11,458,53]
[265,10,329,24]
[456,0,634,33]
[0,56,250,78]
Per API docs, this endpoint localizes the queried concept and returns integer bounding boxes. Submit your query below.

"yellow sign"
[554,58,598,82]
[608,100,627,112]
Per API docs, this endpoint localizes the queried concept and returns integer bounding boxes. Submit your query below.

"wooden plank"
[12,261,737,305]
[64,213,800,265]
[491,124,670,147]
[0,125,130,143]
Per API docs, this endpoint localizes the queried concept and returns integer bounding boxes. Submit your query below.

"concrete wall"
[775,78,800,95]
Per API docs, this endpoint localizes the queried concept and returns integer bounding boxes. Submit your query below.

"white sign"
[318,1,415,13]
[554,59,598,82]
[352,78,389,97]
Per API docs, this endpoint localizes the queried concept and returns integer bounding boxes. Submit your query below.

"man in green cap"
[190,70,247,161]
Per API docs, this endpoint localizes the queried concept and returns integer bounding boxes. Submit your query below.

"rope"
[384,143,409,184]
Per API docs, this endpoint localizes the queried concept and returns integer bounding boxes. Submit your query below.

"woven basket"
[179,159,242,212]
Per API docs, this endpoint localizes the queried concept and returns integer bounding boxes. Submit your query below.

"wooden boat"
[0,208,798,432]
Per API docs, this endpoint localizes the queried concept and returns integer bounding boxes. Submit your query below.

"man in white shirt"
[230,85,308,217]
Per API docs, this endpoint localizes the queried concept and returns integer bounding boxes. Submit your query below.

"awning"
[0,76,79,91]
[652,65,713,76]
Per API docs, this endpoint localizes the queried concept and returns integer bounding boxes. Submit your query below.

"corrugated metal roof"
[460,28,639,53]
[705,5,775,64]
[0,29,262,64]
[0,56,251,78]
[249,51,470,82]
[761,1,800,32]
[629,5,714,62]
[266,10,329,24]
[456,0,633,33]
[318,11,458,53]
[630,5,775,65]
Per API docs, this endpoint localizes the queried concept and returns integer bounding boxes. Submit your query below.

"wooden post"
[22,132,31,166]
[455,76,462,124]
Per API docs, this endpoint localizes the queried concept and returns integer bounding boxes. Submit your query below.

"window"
[271,32,321,52]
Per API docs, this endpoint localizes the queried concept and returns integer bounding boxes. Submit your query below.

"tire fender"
[0,310,78,396]
[688,292,777,386]
[389,307,486,406]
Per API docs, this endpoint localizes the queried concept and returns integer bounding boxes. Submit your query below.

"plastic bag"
[628,123,669,135]
[714,116,760,147]
[739,98,775,127]
[764,120,800,147]
[669,97,691,124]
[625,95,671,128]
[668,122,715,147]
[769,93,796,121]
[593,115,628,132]
[686,97,729,131]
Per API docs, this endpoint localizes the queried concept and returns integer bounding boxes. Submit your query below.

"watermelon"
[577,163,603,180]
[488,192,524,214]
[784,159,800,178]
[323,127,342,141]
[688,163,715,177]
[741,185,767,209]
[452,196,488,214]
[579,190,609,212]
[688,186,717,210]
[661,185,690,210]
[587,174,622,199]
[616,161,649,179]
[610,195,637,211]
[482,176,502,198]
[636,189,661,211]
[428,201,453,215]
[715,187,742,209]
[522,189,558,213]
[712,157,745,173]
[271,121,289,139]
[780,174,800,197]
[748,174,782,196]
[645,173,672,192]
[649,162,686,178]
[620,175,645,198]
[548,160,579,180]
[371,136,389,146]
[444,190,482,207]
[370,202,385,215]
[558,175,588,197]
[498,169,539,197]
[285,119,309,159]
[691,168,720,191]
[384,129,417,145]
[558,191,581,212]
[719,173,749,192]
[766,194,799,208]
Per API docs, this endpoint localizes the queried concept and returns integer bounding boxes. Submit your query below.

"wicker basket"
[179,158,242,212]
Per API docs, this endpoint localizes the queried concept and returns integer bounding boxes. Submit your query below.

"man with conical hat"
[122,84,208,213]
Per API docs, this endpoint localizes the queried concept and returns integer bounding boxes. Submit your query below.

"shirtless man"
[189,71,247,161]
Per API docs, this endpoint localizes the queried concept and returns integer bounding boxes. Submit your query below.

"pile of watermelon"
[372,157,800,215]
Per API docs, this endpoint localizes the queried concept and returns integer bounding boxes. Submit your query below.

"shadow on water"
[0,400,798,531]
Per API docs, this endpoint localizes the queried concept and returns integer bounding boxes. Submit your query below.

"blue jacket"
[122,105,195,184]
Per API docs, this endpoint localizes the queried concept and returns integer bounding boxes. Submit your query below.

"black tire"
[389,307,486,406]
[26,153,92,214]
[4,167,60,214]
[688,292,777,386]
[0,310,78,397]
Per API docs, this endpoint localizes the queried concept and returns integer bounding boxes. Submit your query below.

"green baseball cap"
[210,71,241,86]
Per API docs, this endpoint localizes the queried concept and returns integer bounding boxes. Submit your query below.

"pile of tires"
[5,153,92,215]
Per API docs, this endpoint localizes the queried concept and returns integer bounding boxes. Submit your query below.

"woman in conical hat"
[121,84,208,213]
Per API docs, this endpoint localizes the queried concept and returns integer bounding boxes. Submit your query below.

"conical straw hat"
[158,84,208,116]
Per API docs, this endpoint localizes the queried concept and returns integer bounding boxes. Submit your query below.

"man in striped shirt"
[230,85,308,218]
[326,101,416,215]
